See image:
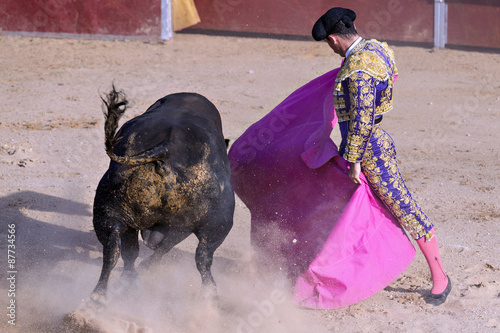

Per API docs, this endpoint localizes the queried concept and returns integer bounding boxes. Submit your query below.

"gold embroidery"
[350,134,364,146]
[333,39,397,123]
[337,50,389,83]
[343,73,376,162]
[424,229,435,242]
[361,126,433,239]
[334,93,345,109]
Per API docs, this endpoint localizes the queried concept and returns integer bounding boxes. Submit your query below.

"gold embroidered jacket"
[334,39,398,162]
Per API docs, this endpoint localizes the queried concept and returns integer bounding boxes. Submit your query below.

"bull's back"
[145,93,223,133]
[113,93,224,158]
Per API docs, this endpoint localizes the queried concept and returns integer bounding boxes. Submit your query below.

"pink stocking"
[416,229,448,294]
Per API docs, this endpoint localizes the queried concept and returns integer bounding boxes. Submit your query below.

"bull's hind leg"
[91,223,128,303]
[121,228,139,279]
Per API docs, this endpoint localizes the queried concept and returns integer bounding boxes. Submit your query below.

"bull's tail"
[102,85,128,157]
[101,86,169,167]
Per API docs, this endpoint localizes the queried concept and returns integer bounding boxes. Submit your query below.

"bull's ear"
[225,139,230,149]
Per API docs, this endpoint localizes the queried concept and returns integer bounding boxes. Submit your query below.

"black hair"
[329,16,357,39]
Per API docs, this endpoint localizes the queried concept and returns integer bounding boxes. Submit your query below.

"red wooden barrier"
[191,0,434,43]
[0,0,499,48]
[447,0,500,48]
[0,0,161,38]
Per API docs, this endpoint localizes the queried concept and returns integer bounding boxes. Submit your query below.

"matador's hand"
[349,162,362,185]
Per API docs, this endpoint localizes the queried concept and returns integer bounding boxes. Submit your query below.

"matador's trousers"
[347,124,434,240]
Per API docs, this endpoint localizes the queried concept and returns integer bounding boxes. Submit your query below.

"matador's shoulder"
[336,39,397,87]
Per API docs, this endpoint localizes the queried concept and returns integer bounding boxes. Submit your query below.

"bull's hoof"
[89,291,107,307]
[201,284,218,303]
[121,269,138,281]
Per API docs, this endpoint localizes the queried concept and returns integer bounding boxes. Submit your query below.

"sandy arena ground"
[0,33,499,332]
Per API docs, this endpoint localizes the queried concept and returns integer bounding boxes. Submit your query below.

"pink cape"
[228,69,415,309]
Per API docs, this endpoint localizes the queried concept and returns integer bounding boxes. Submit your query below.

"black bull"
[91,88,235,302]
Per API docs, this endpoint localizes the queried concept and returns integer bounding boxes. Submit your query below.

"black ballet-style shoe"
[425,275,451,306]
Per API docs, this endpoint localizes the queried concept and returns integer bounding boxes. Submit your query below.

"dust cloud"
[8,201,327,333]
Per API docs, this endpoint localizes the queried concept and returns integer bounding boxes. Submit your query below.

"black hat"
[312,7,356,41]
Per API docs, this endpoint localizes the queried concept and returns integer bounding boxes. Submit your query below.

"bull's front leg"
[91,224,126,304]
[194,214,232,299]
[195,241,216,287]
